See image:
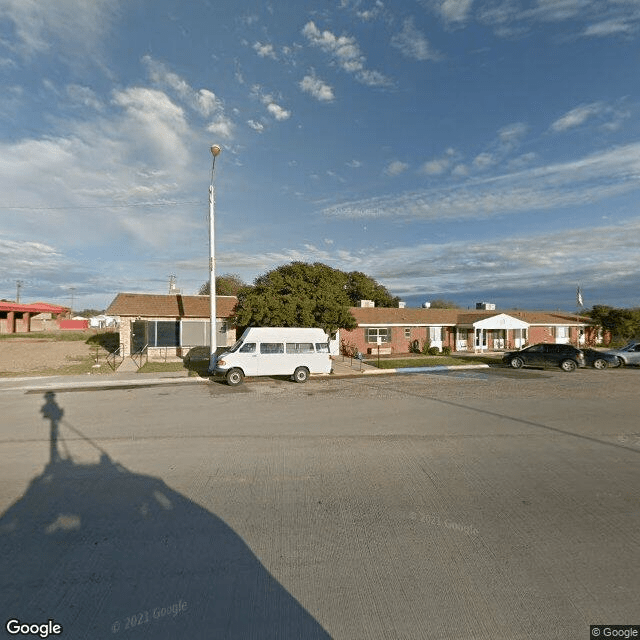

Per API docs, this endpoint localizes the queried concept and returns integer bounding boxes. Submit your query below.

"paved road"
[1,368,638,639]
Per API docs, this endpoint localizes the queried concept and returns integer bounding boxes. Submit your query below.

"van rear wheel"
[293,366,309,383]
[226,368,244,386]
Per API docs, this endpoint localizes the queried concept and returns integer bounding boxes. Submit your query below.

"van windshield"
[228,339,243,353]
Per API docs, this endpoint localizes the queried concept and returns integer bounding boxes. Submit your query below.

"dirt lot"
[0,339,99,374]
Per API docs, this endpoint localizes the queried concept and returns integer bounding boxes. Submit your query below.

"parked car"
[602,342,640,366]
[581,348,620,369]
[502,343,586,371]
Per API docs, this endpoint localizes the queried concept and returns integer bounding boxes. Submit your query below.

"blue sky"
[1,0,639,312]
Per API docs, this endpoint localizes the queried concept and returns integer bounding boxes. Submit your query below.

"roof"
[0,301,70,314]
[348,306,592,327]
[106,293,237,319]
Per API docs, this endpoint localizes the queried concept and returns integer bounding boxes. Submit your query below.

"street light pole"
[208,145,221,373]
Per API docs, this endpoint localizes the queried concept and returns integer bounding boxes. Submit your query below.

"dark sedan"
[581,348,620,370]
[502,343,586,371]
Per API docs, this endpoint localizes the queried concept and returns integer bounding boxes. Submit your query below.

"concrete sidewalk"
[0,356,491,393]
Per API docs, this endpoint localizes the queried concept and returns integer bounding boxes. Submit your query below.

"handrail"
[131,343,148,369]
[106,343,125,371]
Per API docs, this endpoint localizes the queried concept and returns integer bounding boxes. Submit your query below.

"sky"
[1,0,639,312]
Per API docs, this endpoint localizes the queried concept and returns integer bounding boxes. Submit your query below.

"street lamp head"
[210,145,222,157]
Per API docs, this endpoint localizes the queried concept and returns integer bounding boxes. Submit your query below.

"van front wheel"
[293,367,309,383]
[226,368,244,386]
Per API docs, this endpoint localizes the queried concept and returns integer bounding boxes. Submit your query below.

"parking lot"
[0,367,638,639]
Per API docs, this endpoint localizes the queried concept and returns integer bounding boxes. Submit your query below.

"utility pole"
[69,287,76,314]
[16,280,23,303]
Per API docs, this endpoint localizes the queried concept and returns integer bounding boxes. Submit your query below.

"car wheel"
[560,359,577,372]
[293,366,309,383]
[226,368,244,386]
[593,358,608,370]
[617,357,625,367]
[510,357,524,369]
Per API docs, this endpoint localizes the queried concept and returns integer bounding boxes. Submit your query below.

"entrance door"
[131,320,148,354]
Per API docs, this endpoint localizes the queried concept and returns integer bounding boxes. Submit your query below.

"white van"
[212,327,332,385]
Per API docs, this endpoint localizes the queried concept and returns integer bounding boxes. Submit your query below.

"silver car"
[603,342,640,366]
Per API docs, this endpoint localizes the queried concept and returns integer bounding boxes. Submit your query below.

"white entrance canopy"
[473,313,529,330]
[472,313,530,352]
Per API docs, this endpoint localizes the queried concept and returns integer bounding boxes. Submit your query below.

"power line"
[0,200,203,211]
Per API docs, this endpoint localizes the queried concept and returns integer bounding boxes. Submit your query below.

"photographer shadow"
[0,393,329,639]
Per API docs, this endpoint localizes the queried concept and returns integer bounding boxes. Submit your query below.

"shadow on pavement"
[0,393,329,639]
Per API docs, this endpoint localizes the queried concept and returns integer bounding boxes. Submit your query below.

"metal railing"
[106,344,125,371]
[131,343,148,369]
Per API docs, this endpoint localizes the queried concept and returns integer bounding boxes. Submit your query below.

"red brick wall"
[340,326,455,355]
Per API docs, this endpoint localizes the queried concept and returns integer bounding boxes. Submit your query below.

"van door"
[258,342,286,375]
[236,342,258,376]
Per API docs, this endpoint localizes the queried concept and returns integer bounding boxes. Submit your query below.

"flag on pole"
[576,286,583,307]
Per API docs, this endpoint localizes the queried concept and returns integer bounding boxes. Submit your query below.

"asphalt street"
[1,368,638,639]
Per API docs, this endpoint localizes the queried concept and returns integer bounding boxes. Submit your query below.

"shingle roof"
[349,307,591,326]
[106,293,237,319]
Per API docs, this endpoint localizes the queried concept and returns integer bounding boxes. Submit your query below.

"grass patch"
[364,355,500,369]
[137,361,188,374]
[0,331,89,342]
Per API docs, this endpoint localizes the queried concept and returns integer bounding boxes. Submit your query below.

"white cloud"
[207,116,235,139]
[391,17,442,61]
[420,148,458,175]
[302,21,391,86]
[385,160,409,176]
[300,73,335,102]
[478,0,640,40]
[142,56,224,118]
[583,18,637,37]
[323,142,640,221]
[0,0,120,60]
[473,152,495,170]
[550,102,604,132]
[247,119,265,132]
[66,85,104,111]
[112,88,190,166]
[432,0,475,24]
[266,102,291,121]
[252,86,292,121]
[253,41,277,59]
[550,101,629,133]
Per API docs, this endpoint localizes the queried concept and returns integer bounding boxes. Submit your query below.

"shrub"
[442,346,452,356]
[428,346,440,356]
[340,339,359,358]
[409,339,421,354]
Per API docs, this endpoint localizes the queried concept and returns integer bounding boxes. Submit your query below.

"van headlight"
[217,359,225,366]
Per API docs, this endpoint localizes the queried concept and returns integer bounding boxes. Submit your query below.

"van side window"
[239,343,256,353]
[315,343,329,353]
[286,343,314,354]
[260,343,284,354]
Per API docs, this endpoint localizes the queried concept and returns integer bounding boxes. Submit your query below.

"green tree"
[587,305,640,342]
[233,262,361,336]
[198,274,246,296]
[428,299,461,309]
[344,271,400,307]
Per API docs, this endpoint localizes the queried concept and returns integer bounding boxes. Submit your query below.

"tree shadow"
[0,393,330,639]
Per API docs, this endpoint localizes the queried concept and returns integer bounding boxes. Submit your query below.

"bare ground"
[0,339,96,374]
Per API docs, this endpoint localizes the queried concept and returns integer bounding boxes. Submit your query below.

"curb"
[365,364,490,375]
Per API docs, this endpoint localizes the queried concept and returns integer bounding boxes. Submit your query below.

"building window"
[404,327,411,339]
[365,327,391,343]
[429,326,444,342]
[146,321,179,347]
